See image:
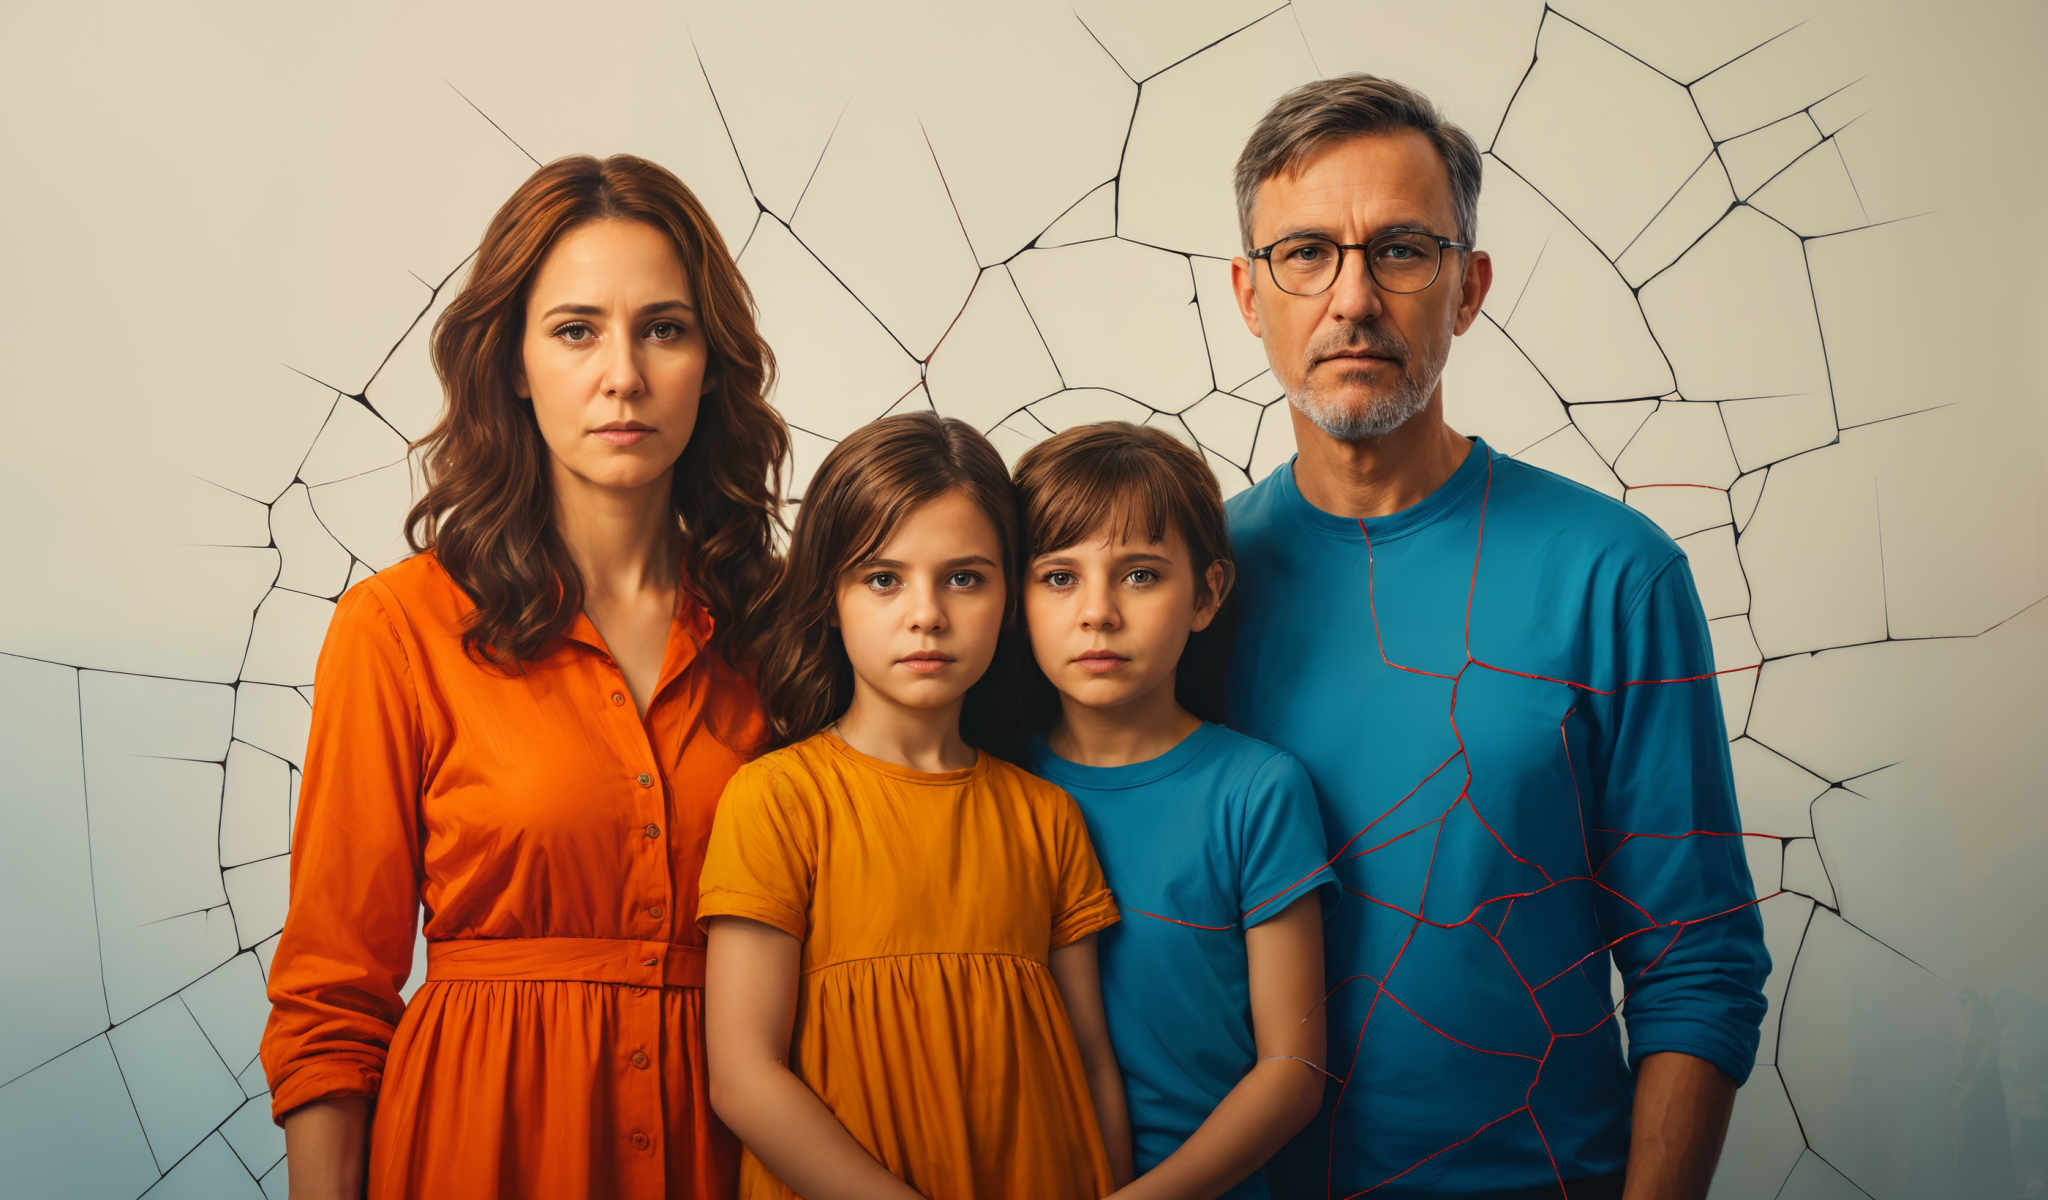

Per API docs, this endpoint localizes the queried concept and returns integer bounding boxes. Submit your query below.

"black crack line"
[921,124,984,270]
[446,82,540,167]
[1874,485,1892,640]
[104,1030,162,1172]
[1831,138,1872,223]
[1627,186,1739,295]
[195,476,276,509]
[1137,3,1292,85]
[1486,11,1543,153]
[139,902,231,930]
[1546,7,1689,88]
[787,104,846,228]
[1284,1,1324,76]
[1802,210,1932,242]
[1187,256,1220,393]
[1072,12,1136,86]
[1501,229,1552,329]
[1229,367,1272,396]
[73,669,118,1030]
[761,213,922,364]
[1682,19,1805,89]
[1023,409,1060,438]
[1004,264,1068,391]
[180,993,242,1088]
[1481,312,1567,406]
[407,269,431,290]
[689,42,757,202]
[1614,152,1715,263]
[736,210,765,260]
[1810,1150,1880,1199]
[1794,241,1851,444]
[0,1027,115,1092]
[918,269,984,378]
[222,849,292,872]
[1028,179,1117,251]
[1978,591,2048,636]
[1746,132,1839,207]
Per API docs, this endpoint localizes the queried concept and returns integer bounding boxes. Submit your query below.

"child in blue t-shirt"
[1013,422,1337,1200]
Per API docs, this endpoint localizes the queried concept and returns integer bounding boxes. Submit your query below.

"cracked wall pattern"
[1,3,2042,1198]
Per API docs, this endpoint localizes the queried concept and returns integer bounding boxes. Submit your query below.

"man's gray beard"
[1286,369,1433,442]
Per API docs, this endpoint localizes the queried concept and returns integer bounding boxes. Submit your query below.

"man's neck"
[1288,398,1473,520]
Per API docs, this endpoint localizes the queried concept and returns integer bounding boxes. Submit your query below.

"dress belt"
[426,936,705,988]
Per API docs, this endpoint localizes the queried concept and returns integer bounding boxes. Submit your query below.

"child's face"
[1024,522,1225,715]
[834,488,1008,718]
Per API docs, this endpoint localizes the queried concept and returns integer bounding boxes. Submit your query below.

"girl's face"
[1025,521,1225,715]
[516,218,711,499]
[834,488,1007,720]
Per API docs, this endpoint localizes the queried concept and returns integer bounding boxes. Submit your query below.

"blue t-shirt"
[1215,440,1769,1198]
[1027,722,1337,1199]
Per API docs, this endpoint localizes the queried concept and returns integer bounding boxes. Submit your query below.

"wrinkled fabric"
[699,732,1121,1199]
[260,552,764,1199]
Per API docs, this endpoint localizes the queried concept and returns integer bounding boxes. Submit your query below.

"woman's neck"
[834,685,976,773]
[1047,675,1200,768]
[551,467,680,599]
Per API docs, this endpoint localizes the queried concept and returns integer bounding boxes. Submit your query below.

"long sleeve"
[1589,555,1770,1086]
[259,581,426,1122]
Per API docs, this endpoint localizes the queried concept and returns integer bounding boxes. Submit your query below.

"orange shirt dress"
[697,731,1122,1199]
[259,552,764,1198]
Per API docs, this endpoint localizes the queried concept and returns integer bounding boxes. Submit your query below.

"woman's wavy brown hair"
[755,412,1020,750]
[404,153,788,671]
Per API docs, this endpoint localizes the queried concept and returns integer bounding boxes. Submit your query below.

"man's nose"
[1324,246,1384,326]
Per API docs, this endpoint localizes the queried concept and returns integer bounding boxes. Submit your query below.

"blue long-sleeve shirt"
[1218,439,1768,1197]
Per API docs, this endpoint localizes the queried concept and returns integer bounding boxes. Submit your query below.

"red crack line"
[1125,448,1774,1199]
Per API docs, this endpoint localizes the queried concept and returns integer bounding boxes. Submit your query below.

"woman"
[259,153,789,1199]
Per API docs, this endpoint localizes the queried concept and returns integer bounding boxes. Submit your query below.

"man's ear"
[1191,559,1235,632]
[1230,256,1264,340]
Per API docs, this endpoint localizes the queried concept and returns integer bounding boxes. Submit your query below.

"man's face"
[1231,130,1492,442]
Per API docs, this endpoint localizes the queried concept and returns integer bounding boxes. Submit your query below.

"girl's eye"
[864,572,899,592]
[1042,570,1076,589]
[947,571,983,589]
[554,322,594,344]
[1125,568,1159,586]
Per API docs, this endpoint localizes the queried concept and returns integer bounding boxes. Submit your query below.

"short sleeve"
[1234,750,1339,928]
[1048,788,1120,948]
[697,761,817,942]
[259,581,425,1123]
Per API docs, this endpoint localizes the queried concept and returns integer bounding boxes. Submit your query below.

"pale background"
[1,1,2042,1196]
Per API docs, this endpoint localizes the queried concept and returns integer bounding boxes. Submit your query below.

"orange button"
[643,823,661,840]
[610,691,626,706]
[629,1131,650,1151]
[636,772,654,788]
[642,956,659,968]
[647,904,664,920]
[630,1050,650,1069]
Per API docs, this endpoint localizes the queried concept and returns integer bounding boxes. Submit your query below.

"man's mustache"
[1308,325,1407,364]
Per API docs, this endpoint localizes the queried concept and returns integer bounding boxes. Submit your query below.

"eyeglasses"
[1248,230,1470,297]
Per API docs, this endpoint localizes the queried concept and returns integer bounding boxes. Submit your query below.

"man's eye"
[1286,242,1330,263]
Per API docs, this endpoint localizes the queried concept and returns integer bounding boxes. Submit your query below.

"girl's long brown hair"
[405,154,788,670]
[755,413,1020,750]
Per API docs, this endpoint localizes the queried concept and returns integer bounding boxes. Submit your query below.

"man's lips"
[1319,350,1398,365]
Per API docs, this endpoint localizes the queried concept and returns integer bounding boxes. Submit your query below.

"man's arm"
[1622,1051,1737,1200]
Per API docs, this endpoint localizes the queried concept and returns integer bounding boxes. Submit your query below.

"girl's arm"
[704,917,925,1200]
[1108,892,1328,1200]
[1051,933,1136,1185]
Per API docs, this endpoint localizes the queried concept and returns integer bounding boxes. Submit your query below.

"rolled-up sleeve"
[259,581,424,1123]
[1591,555,1770,1086]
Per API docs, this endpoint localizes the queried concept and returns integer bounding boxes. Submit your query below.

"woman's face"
[516,218,710,499]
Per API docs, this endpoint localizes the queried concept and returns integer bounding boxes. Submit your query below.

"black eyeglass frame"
[1247,231,1472,296]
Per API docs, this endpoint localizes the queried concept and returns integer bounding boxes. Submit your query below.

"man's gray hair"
[1233,74,1483,252]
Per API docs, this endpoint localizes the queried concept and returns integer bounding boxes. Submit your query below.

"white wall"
[1,1,2042,1196]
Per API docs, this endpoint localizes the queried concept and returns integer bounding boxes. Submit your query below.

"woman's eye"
[648,320,687,341]
[555,323,593,343]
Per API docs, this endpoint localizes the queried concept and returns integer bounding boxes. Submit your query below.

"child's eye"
[946,570,983,589]
[1125,568,1159,586]
[1041,570,1076,590]
[863,572,899,592]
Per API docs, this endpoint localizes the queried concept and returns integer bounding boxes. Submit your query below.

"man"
[1211,76,1768,1199]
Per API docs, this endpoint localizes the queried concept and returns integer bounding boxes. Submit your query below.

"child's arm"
[705,916,926,1200]
[1051,934,1137,1185]
[1108,892,1328,1200]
